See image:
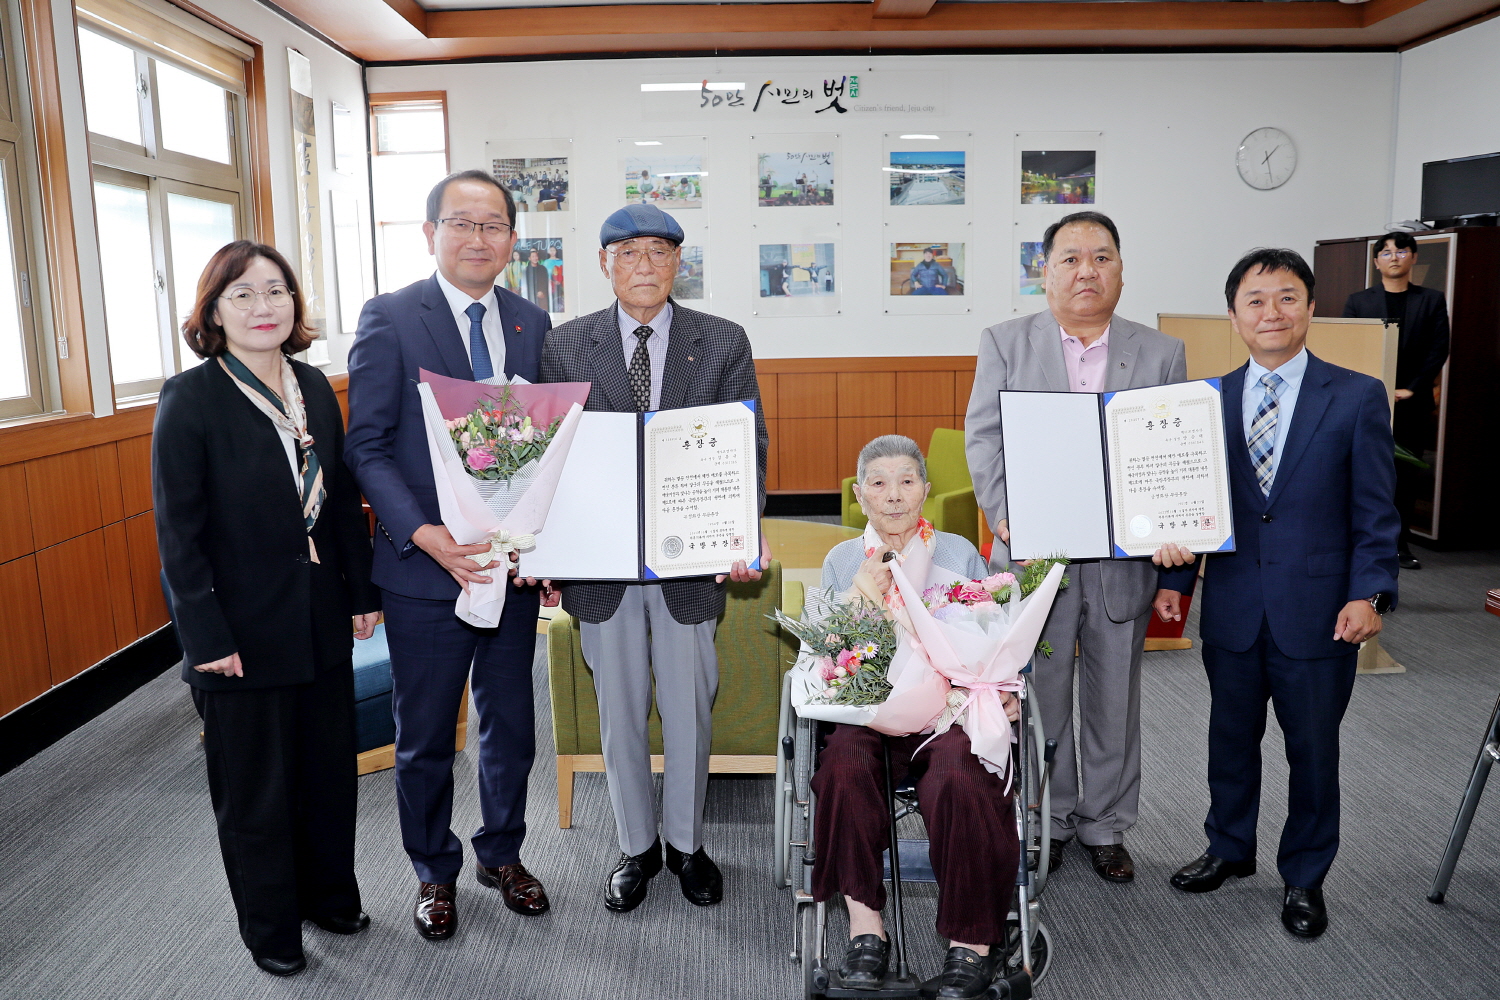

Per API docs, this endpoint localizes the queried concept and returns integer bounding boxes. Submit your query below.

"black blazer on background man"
[539,300,768,626]
[1342,283,1450,394]
[153,356,379,690]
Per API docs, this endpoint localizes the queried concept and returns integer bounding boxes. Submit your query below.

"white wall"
[370,52,1396,360]
[1391,15,1500,224]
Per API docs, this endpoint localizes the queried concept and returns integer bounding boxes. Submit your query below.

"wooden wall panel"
[955,369,975,415]
[102,522,139,650]
[836,417,895,485]
[94,443,124,525]
[896,371,954,416]
[0,464,33,564]
[0,555,50,716]
[117,435,154,518]
[777,374,837,419]
[777,418,838,491]
[836,372,896,417]
[36,530,121,684]
[26,450,106,550]
[758,373,778,419]
[897,415,957,452]
[125,512,170,637]
[763,418,779,491]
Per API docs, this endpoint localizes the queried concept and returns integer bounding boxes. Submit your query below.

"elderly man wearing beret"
[541,205,769,912]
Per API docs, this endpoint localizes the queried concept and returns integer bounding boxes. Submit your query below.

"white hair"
[856,435,927,485]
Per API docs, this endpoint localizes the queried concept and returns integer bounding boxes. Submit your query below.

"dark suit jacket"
[1342,283,1450,393]
[152,356,379,691]
[539,300,768,626]
[1159,353,1399,659]
[344,276,551,601]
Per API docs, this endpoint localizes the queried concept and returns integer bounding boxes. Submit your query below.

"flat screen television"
[1421,152,1500,222]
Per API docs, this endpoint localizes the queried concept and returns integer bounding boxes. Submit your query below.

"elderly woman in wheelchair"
[812,435,1021,999]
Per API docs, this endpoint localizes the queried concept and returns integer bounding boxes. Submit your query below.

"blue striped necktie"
[1248,371,1285,496]
[466,301,493,381]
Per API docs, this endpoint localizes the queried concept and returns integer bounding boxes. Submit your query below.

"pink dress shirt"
[1060,323,1110,392]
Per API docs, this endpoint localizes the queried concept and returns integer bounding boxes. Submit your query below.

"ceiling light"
[900,134,940,140]
[634,141,663,146]
[640,82,747,92]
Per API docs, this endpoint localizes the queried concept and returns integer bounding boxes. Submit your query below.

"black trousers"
[192,649,361,961]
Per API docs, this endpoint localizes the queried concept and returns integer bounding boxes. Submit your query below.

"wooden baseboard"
[1144,637,1193,651]
[555,753,776,828]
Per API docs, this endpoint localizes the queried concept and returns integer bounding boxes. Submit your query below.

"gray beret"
[600,204,685,248]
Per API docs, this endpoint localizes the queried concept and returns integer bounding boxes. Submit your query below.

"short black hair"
[1224,248,1316,311]
[426,169,515,226]
[1043,211,1121,261]
[1372,231,1418,258]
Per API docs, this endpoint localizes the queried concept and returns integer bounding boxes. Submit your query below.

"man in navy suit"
[1153,248,1398,940]
[345,170,552,941]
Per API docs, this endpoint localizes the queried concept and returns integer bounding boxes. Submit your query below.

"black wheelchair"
[774,666,1057,999]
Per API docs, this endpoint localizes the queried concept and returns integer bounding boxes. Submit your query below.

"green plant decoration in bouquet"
[772,597,899,707]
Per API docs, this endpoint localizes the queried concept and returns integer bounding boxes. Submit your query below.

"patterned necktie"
[466,301,493,381]
[628,326,653,411]
[1248,371,1285,496]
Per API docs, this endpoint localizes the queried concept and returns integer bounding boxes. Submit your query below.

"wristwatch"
[1367,592,1393,615]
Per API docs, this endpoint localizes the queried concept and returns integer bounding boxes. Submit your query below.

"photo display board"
[883,131,972,316]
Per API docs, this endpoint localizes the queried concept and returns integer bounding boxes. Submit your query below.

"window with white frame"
[0,1,47,420]
[370,95,448,293]
[76,0,253,400]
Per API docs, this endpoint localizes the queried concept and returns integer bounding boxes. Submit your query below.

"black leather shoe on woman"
[930,946,997,999]
[836,934,889,989]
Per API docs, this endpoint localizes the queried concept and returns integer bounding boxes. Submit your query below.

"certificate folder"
[522,399,762,582]
[997,379,1235,561]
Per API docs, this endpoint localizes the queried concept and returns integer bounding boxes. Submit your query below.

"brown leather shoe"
[414,882,457,940]
[476,862,550,916]
[1084,842,1135,883]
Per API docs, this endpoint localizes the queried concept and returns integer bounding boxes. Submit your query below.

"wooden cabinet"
[1314,227,1500,547]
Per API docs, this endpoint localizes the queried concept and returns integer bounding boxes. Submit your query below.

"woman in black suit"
[153,241,381,977]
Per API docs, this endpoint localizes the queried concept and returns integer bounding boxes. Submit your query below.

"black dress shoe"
[924,947,997,1000]
[309,910,370,934]
[253,954,306,977]
[836,934,889,990]
[1281,885,1328,939]
[1169,852,1256,893]
[1048,839,1066,873]
[414,881,457,940]
[665,842,723,906]
[1399,551,1422,570]
[1085,842,1135,883]
[604,838,663,912]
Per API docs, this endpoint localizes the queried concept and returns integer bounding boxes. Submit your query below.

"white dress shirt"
[617,300,672,410]
[435,271,506,379]
[1241,347,1309,485]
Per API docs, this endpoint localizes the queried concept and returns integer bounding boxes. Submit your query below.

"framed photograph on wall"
[754,241,838,317]
[505,237,565,315]
[622,152,705,209]
[1020,150,1096,205]
[885,239,971,316]
[756,150,835,207]
[674,244,706,301]
[888,150,965,206]
[491,156,570,213]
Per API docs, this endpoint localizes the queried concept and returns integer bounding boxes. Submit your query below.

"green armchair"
[547,559,804,828]
[841,427,978,546]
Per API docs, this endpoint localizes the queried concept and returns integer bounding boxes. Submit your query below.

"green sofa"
[841,427,978,545]
[547,559,803,828]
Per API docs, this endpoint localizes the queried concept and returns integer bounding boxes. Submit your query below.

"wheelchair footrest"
[881,839,936,883]
[823,972,924,998]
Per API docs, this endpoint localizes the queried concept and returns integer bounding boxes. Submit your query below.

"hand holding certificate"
[998,379,1235,560]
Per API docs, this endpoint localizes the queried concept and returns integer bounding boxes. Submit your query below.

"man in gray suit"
[540,205,769,913]
[965,211,1186,883]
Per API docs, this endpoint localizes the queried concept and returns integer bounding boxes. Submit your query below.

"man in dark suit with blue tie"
[1152,248,1399,940]
[345,170,553,941]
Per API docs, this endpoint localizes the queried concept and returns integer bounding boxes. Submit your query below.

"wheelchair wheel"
[799,901,827,999]
[1022,678,1052,899]
[791,712,819,896]
[775,673,795,888]
[1000,917,1052,988]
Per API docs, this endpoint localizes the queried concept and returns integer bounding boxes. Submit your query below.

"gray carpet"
[2,548,1499,999]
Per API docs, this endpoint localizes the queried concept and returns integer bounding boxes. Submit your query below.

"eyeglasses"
[438,218,514,238]
[1377,250,1412,260]
[606,246,678,268]
[220,286,295,310]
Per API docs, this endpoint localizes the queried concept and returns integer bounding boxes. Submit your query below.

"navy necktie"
[466,301,493,381]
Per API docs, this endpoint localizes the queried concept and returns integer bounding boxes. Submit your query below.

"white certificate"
[644,401,761,579]
[998,379,1234,561]
[1104,380,1234,557]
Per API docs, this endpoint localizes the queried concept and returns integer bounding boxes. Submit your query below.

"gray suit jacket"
[965,309,1188,623]
[540,300,768,626]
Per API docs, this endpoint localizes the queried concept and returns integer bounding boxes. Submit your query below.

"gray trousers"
[580,584,719,857]
[1032,561,1151,846]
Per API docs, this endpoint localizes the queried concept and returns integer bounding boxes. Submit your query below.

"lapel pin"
[1119,361,1126,367]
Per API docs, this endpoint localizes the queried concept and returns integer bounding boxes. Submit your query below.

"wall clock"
[1236,127,1297,191]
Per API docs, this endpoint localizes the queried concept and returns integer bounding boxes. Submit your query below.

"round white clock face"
[1236,127,1297,190]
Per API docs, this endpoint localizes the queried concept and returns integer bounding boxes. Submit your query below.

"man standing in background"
[1342,232,1449,570]
[965,211,1186,884]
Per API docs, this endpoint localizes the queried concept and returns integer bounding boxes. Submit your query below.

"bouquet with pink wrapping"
[893,559,1067,788]
[417,369,589,628]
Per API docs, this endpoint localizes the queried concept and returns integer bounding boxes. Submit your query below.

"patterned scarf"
[219,352,326,563]
[860,517,936,616]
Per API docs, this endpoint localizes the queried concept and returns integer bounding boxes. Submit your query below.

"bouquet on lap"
[417,368,590,627]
